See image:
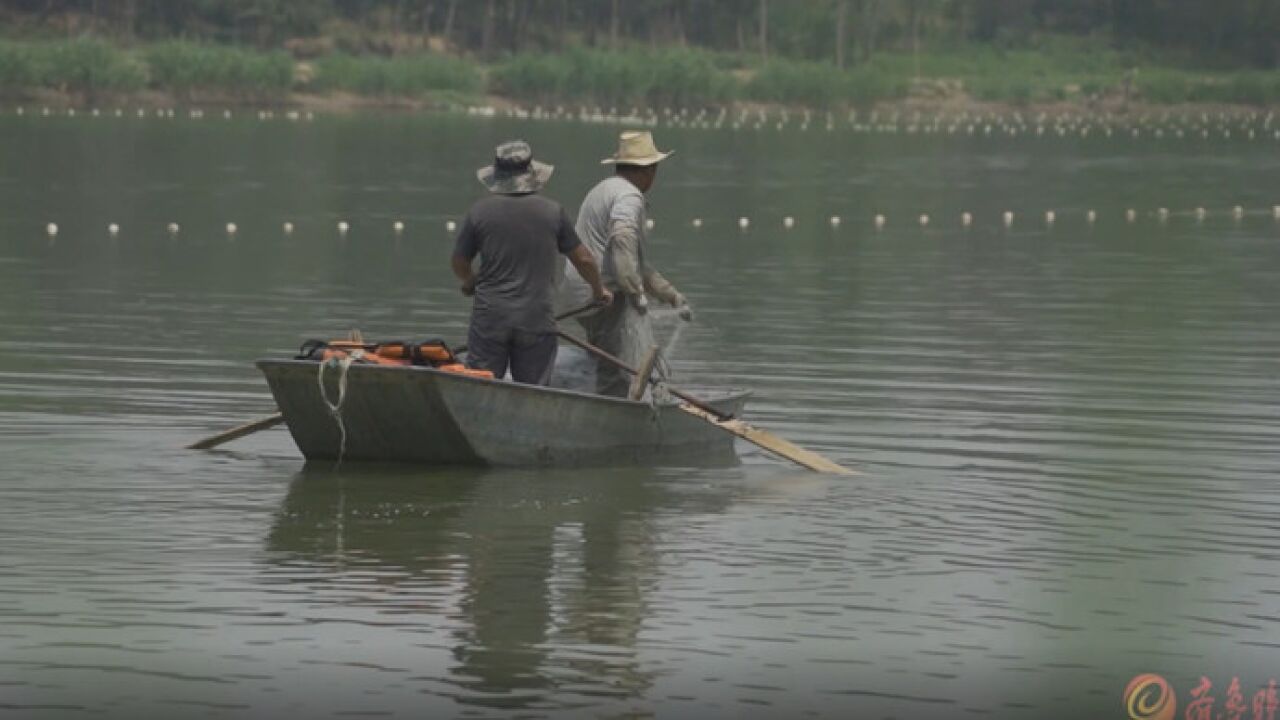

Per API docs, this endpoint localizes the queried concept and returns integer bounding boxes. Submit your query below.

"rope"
[317,350,358,466]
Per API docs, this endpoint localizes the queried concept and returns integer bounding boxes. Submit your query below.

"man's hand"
[461,279,476,297]
[676,301,694,322]
[594,288,614,306]
[631,293,649,315]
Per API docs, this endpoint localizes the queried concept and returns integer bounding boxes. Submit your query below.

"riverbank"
[1,37,1278,116]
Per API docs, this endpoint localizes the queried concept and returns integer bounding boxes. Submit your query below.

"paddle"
[188,301,608,451]
[556,331,857,475]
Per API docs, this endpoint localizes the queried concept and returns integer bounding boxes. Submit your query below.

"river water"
[1,111,1279,719]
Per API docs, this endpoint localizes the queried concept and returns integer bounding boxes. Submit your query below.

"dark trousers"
[465,325,558,385]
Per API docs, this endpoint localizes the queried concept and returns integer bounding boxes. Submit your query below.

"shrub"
[11,39,147,94]
[145,41,293,98]
[312,52,482,96]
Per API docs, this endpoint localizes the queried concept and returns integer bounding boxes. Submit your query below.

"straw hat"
[477,140,554,194]
[600,130,674,166]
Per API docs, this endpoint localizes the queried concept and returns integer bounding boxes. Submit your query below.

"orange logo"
[1125,674,1177,720]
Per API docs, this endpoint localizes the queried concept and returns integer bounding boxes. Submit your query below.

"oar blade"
[677,404,857,475]
[188,413,285,450]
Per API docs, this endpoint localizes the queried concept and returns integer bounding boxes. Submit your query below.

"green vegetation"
[1136,69,1280,106]
[490,48,733,108]
[311,53,482,97]
[745,59,907,108]
[145,42,292,99]
[0,20,1276,109]
[0,39,145,94]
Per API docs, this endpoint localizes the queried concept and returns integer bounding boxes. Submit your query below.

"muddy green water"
[1,112,1279,720]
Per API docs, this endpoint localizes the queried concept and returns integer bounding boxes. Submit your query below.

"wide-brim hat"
[477,140,554,194]
[600,130,674,166]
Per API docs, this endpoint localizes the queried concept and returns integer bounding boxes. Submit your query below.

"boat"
[257,358,751,467]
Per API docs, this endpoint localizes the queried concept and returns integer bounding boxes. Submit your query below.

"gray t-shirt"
[454,193,582,335]
[556,176,647,311]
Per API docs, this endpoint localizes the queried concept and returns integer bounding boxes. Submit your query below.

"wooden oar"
[555,331,856,475]
[188,301,608,451]
[188,414,287,450]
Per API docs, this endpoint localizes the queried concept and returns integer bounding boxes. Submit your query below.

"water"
[2,112,1279,719]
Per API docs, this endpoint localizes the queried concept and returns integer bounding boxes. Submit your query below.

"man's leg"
[577,297,629,397]
[508,330,559,385]
[464,324,511,380]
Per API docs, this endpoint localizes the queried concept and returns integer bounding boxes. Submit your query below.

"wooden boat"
[257,359,750,467]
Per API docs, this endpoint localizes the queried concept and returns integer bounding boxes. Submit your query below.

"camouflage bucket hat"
[476,140,554,195]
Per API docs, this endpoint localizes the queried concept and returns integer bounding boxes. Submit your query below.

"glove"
[631,293,649,315]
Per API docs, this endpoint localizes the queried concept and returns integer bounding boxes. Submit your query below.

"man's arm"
[452,214,478,296]
[567,245,613,306]
[643,268,682,307]
[451,254,476,296]
[644,268,693,321]
[607,219,649,312]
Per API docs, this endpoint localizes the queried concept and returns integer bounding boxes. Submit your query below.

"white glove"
[631,293,649,315]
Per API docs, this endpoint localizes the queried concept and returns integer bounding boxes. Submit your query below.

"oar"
[556,331,857,475]
[188,414,287,450]
[188,301,608,451]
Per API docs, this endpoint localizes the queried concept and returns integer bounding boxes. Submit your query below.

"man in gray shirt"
[452,141,611,385]
[561,131,691,396]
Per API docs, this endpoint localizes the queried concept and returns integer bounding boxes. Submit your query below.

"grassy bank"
[0,37,1277,110]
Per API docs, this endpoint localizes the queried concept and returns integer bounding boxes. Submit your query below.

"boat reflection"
[264,463,736,711]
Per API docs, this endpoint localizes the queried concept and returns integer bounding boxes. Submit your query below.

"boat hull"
[257,360,750,467]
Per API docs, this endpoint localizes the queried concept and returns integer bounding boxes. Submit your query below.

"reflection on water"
[1,112,1279,718]
[264,465,733,715]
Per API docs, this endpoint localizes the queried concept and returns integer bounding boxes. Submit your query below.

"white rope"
[317,350,358,466]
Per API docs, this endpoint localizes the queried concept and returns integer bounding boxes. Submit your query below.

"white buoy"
[446,220,458,233]
[873,214,886,230]
[45,222,57,237]
[1125,209,1137,223]
[282,222,294,235]
[337,221,350,235]
[783,216,795,229]
[918,214,930,227]
[1002,211,1014,227]
[167,222,180,235]
[1195,207,1207,222]
[1045,210,1056,226]
[960,212,973,227]
[829,216,841,228]
[1272,205,1280,220]
[645,218,655,231]
[1086,210,1097,224]
[107,223,119,236]
[393,220,405,234]
[226,222,238,235]
[1232,205,1244,221]
[1157,208,1169,223]
[691,218,703,229]
[738,217,750,230]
